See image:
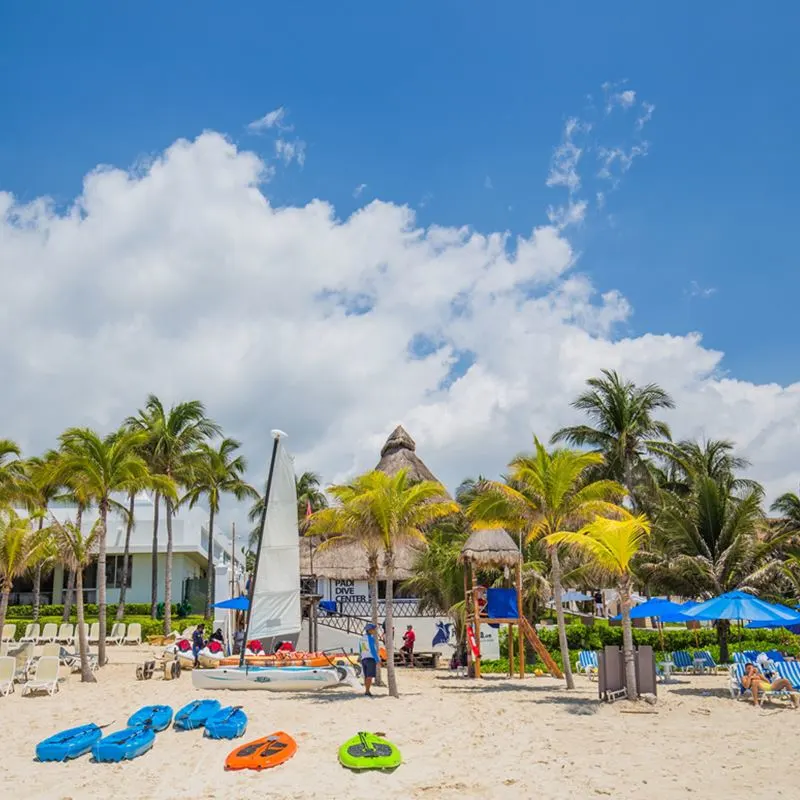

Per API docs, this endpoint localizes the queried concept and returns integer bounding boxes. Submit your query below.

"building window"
[377,580,413,600]
[106,556,132,588]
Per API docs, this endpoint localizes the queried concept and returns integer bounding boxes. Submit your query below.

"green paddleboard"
[338,732,401,771]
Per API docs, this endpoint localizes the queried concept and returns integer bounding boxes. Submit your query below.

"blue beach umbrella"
[681,591,800,623]
[610,597,689,622]
[213,596,250,611]
[560,590,593,603]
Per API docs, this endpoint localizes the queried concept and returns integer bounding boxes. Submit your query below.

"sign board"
[479,625,500,660]
[329,579,369,604]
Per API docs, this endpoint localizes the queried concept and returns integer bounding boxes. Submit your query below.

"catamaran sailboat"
[192,430,359,693]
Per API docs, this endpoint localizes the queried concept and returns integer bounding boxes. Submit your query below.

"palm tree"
[643,477,778,662]
[125,396,220,633]
[115,471,154,622]
[771,486,800,532]
[181,438,257,618]
[0,439,26,506]
[51,517,102,682]
[552,369,674,507]
[467,438,628,689]
[249,471,329,546]
[548,513,651,700]
[0,509,45,635]
[52,427,157,666]
[22,453,62,619]
[311,470,457,697]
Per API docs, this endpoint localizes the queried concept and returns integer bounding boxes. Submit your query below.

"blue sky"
[1,0,798,388]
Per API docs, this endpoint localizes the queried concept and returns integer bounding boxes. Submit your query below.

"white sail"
[248,435,301,641]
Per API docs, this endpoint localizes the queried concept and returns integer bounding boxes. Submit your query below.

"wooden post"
[471,564,482,679]
[508,621,514,678]
[516,562,525,678]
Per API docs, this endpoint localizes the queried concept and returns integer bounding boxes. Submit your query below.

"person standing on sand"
[191,623,205,668]
[358,623,381,696]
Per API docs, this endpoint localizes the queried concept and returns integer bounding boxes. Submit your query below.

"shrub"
[3,615,206,641]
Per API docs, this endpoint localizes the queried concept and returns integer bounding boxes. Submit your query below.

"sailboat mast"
[239,430,283,668]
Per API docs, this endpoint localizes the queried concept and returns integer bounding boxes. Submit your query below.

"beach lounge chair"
[20,623,40,643]
[1,623,16,642]
[692,650,720,672]
[109,623,126,645]
[729,663,795,706]
[58,646,99,672]
[0,656,15,696]
[575,650,598,676]
[38,623,58,643]
[55,624,74,645]
[22,656,60,696]
[0,641,7,657]
[8,642,34,681]
[733,652,748,665]
[124,623,142,645]
[40,643,61,659]
[767,650,785,663]
[87,622,100,644]
[671,650,693,671]
[775,661,800,690]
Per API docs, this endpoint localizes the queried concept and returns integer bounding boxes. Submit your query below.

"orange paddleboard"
[224,732,297,771]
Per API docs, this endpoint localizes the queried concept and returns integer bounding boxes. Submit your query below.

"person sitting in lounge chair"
[742,662,799,708]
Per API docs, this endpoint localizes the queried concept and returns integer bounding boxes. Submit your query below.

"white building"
[13,493,243,610]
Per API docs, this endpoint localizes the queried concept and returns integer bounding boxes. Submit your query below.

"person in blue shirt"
[191,623,205,667]
[358,622,381,696]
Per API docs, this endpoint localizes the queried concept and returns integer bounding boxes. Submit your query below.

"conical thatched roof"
[300,537,420,580]
[374,425,440,483]
[459,527,520,568]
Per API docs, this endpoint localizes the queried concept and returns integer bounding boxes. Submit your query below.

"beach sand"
[2,645,796,800]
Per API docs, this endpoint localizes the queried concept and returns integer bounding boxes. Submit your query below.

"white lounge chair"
[20,623,40,643]
[0,656,14,696]
[0,641,7,657]
[109,622,126,644]
[124,623,142,645]
[38,623,58,643]
[1,623,16,642]
[40,643,61,658]
[56,624,75,645]
[58,646,99,672]
[8,642,34,681]
[22,656,60,696]
[87,622,100,644]
[73,622,88,645]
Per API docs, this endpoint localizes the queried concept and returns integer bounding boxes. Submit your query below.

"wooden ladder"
[519,617,564,680]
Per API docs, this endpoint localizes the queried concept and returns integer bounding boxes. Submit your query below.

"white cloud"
[247,106,292,133]
[275,138,306,167]
[353,183,367,198]
[687,280,717,299]
[597,143,649,185]
[603,80,637,114]
[636,102,655,131]
[1,127,799,529]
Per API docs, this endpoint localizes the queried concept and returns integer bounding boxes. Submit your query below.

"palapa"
[459,527,520,568]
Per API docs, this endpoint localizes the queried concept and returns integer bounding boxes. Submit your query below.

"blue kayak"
[92,727,155,762]
[127,705,173,732]
[204,706,248,740]
[174,699,221,731]
[36,723,103,762]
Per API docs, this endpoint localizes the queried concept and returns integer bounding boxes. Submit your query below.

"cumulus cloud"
[1,126,799,520]
[275,138,306,167]
[353,183,367,198]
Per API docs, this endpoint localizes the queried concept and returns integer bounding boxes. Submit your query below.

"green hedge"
[5,603,183,619]
[3,615,207,642]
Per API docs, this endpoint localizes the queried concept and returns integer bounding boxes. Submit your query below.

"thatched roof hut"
[302,425,445,582]
[374,425,440,483]
[299,538,418,581]
[459,527,520,568]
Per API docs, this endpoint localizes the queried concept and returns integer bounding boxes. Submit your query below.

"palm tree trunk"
[384,552,398,698]
[33,516,44,621]
[619,576,638,701]
[205,506,216,620]
[368,555,382,687]
[550,547,575,689]
[0,579,11,637]
[63,506,82,621]
[150,492,160,619]
[75,568,96,683]
[62,570,75,621]
[97,500,108,667]
[116,492,135,621]
[716,619,731,663]
[163,498,173,635]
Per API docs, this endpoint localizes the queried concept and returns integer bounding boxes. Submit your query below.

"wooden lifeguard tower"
[459,527,563,681]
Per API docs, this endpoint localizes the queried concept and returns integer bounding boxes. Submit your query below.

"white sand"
[2,645,797,800]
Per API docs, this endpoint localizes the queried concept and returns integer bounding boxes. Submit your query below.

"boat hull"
[192,664,359,692]
[204,706,248,739]
[174,699,221,730]
[92,728,155,762]
[36,724,103,762]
